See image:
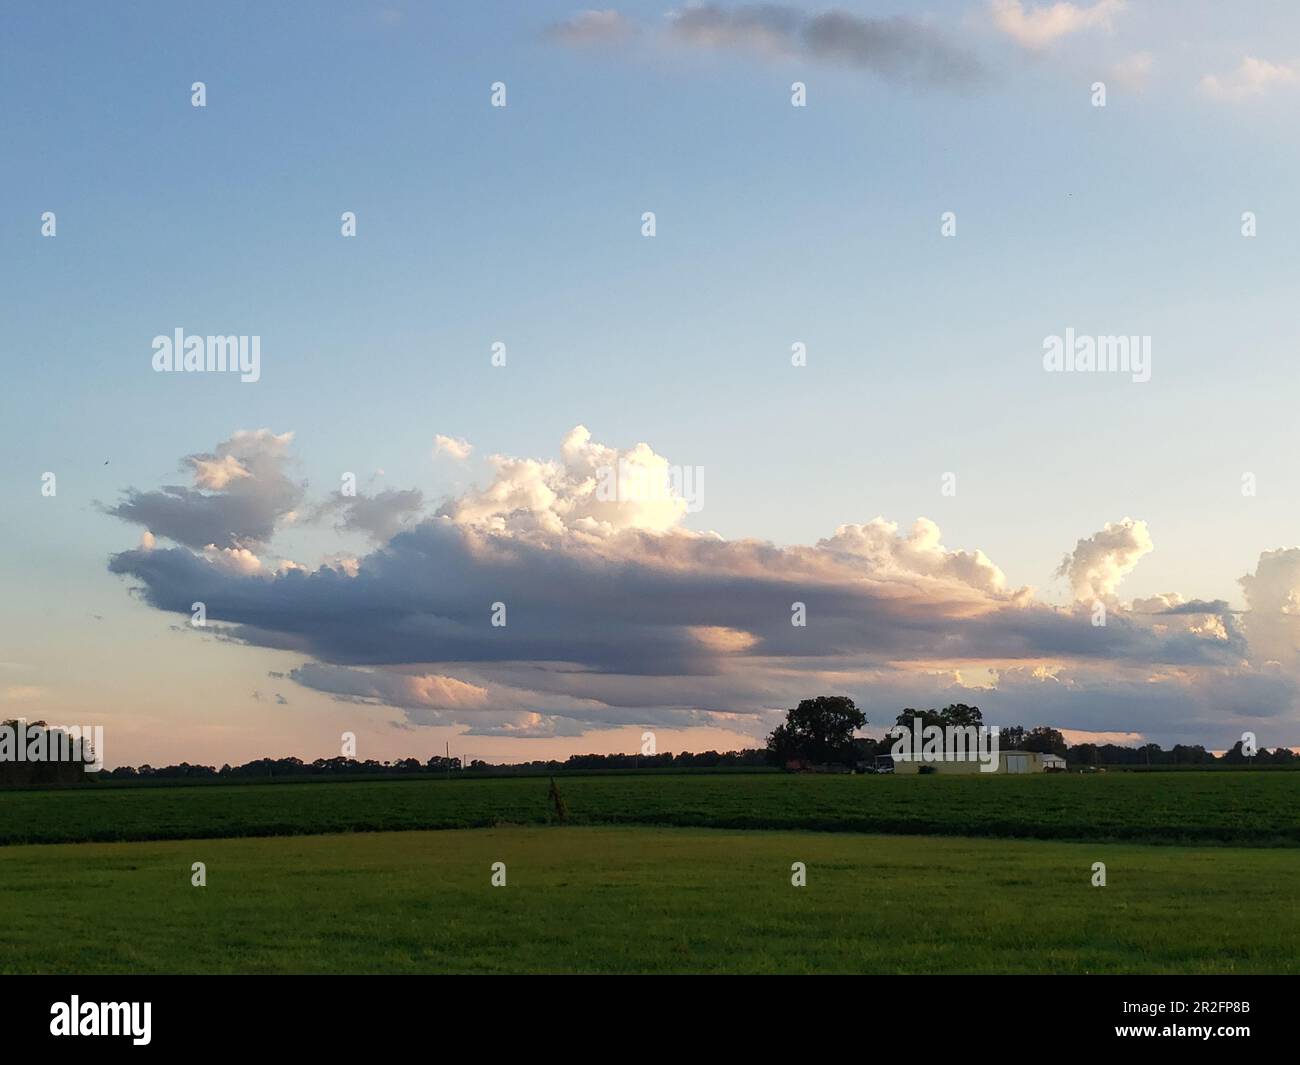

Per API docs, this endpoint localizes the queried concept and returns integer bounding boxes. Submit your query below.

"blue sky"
[5,1,1300,765]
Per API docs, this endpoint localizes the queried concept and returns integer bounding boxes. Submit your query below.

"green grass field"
[2,826,1297,974]
[2,769,1299,846]
[5,771,1297,973]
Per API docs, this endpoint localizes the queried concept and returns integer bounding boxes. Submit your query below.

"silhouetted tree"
[768,696,866,765]
[1023,727,1068,757]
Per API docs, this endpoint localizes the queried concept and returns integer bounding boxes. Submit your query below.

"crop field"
[1,769,1299,847]
[1,825,1297,974]
[4,771,1296,974]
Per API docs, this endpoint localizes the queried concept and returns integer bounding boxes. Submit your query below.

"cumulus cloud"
[202,544,264,576]
[104,428,1295,746]
[1239,548,1300,665]
[438,425,690,537]
[666,5,986,88]
[1128,594,1240,646]
[989,0,1124,50]
[819,517,1023,600]
[1055,517,1153,603]
[1240,548,1300,617]
[1200,57,1299,102]
[319,488,426,543]
[105,429,302,550]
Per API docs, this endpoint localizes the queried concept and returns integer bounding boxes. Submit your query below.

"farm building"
[891,750,1054,775]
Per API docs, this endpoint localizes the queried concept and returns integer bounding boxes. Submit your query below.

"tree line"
[6,702,1294,787]
[91,748,769,781]
[0,721,91,787]
[764,697,1299,768]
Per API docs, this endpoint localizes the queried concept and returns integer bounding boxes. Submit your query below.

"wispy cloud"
[545,9,638,47]
[1200,56,1299,102]
[1110,50,1153,91]
[549,5,987,89]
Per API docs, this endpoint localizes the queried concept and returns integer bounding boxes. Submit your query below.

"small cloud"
[433,434,473,461]
[1111,51,1153,90]
[320,554,361,577]
[188,453,251,491]
[1059,727,1144,745]
[669,4,801,57]
[545,9,637,46]
[989,0,1124,51]
[105,429,302,550]
[666,5,986,88]
[202,544,264,576]
[690,625,760,653]
[1200,56,1298,102]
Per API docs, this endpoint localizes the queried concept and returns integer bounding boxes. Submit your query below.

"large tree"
[891,704,986,750]
[767,696,866,765]
[939,703,984,728]
[1022,726,1067,757]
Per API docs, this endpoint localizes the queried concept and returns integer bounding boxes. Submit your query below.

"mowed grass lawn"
[2,826,1297,974]
[3,770,1300,846]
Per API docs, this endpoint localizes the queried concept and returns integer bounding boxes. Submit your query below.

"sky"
[5,1,1300,767]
